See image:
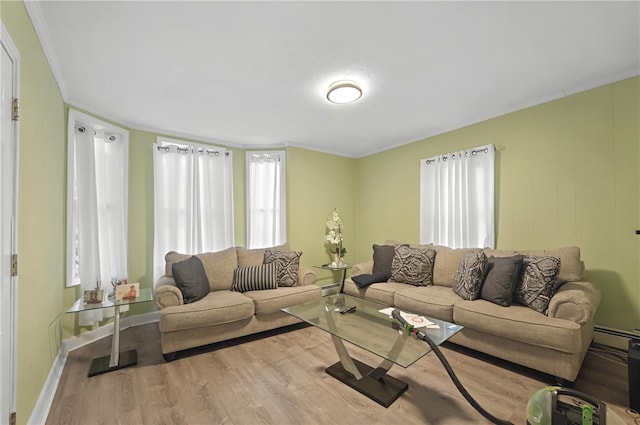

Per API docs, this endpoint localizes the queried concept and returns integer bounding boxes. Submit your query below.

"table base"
[88,349,137,377]
[326,359,408,407]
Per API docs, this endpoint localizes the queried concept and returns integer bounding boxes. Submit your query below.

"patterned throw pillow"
[231,264,278,292]
[452,251,488,300]
[264,249,302,287]
[514,255,561,314]
[389,245,436,286]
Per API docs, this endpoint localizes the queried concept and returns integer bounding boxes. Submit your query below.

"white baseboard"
[27,312,159,425]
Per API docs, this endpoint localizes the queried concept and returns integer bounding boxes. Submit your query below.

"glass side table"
[314,264,352,293]
[66,287,153,377]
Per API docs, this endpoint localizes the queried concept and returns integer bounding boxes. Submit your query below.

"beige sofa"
[154,243,320,360]
[344,244,600,383]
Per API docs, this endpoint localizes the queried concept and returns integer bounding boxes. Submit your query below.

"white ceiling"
[27,1,640,158]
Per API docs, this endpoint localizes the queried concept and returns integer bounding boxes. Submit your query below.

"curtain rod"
[156,144,229,156]
[424,146,489,165]
[75,124,118,141]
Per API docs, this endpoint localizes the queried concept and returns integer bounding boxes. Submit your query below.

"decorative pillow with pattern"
[389,245,436,286]
[264,249,302,287]
[452,251,488,300]
[231,264,278,292]
[514,255,561,314]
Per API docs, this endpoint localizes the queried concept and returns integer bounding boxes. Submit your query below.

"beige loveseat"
[344,244,600,383]
[154,243,320,360]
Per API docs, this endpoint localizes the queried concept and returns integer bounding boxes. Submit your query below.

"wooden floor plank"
[45,322,636,425]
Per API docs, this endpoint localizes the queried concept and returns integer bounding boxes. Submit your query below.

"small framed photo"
[84,289,104,304]
[115,282,139,301]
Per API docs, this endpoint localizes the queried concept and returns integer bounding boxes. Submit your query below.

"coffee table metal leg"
[330,334,363,380]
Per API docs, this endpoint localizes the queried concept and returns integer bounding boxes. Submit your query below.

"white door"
[0,25,19,425]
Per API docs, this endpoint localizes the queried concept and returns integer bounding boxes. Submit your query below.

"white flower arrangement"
[325,208,346,258]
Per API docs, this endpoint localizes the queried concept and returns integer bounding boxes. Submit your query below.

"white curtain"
[152,139,234,284]
[246,151,286,249]
[72,123,129,326]
[420,144,495,249]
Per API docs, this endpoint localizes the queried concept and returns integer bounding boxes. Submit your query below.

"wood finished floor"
[46,323,636,425]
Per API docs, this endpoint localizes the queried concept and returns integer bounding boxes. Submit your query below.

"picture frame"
[115,282,139,301]
[84,289,104,304]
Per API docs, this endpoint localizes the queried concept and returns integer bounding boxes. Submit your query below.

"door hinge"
[9,412,16,425]
[11,254,17,277]
[12,98,19,121]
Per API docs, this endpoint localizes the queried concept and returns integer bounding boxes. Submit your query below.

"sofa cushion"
[352,273,389,289]
[453,299,582,353]
[166,247,238,291]
[390,245,436,286]
[159,290,254,333]
[231,264,278,292]
[236,242,290,267]
[343,280,409,306]
[264,249,301,287]
[514,255,561,314]
[394,285,462,322]
[452,251,487,300]
[432,246,481,286]
[516,246,583,284]
[172,256,210,304]
[243,285,321,315]
[480,255,524,307]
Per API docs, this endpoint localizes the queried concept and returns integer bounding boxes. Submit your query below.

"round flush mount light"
[326,80,362,104]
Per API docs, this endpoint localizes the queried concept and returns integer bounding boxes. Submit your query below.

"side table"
[66,287,153,377]
[313,264,352,293]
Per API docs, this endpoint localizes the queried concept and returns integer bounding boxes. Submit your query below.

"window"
[246,151,286,248]
[420,144,495,248]
[152,137,234,284]
[66,110,129,289]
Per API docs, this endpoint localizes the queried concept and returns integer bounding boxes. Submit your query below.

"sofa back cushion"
[484,246,583,284]
[165,247,238,291]
[432,246,481,286]
[237,242,290,267]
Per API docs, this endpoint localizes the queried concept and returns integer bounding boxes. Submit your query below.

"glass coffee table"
[283,294,462,407]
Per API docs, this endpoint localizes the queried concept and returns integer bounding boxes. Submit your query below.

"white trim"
[1,21,20,424]
[27,313,159,425]
[22,1,68,99]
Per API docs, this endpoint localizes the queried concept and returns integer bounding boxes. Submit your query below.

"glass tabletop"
[283,294,462,368]
[66,288,154,314]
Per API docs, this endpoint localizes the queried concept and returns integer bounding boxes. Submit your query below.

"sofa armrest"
[351,261,374,276]
[154,275,184,309]
[547,281,601,325]
[298,266,317,286]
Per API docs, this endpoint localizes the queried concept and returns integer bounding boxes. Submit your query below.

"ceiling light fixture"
[326,80,362,104]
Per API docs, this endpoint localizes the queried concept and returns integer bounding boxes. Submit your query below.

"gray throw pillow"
[352,272,389,289]
[231,264,278,292]
[480,255,524,307]
[172,255,210,304]
[389,245,436,286]
[452,251,488,300]
[264,249,302,287]
[514,255,561,314]
[372,244,395,279]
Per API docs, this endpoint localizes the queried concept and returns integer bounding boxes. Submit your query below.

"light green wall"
[4,1,639,422]
[3,3,66,424]
[355,77,640,331]
[287,147,357,285]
